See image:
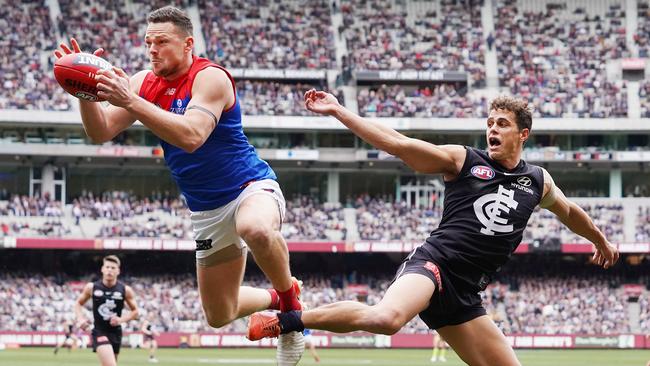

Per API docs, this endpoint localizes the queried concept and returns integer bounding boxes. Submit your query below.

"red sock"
[277,285,301,312]
[267,289,280,310]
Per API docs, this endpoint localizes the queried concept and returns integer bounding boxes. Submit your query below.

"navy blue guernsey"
[423,147,544,291]
[91,280,126,332]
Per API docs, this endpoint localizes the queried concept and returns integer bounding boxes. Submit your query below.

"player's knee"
[370,307,404,335]
[203,308,237,329]
[238,224,275,248]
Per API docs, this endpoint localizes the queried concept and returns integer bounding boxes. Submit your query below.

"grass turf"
[1,347,648,365]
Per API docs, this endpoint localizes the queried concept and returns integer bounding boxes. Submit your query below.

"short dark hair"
[147,6,193,36]
[489,96,533,132]
[103,255,121,267]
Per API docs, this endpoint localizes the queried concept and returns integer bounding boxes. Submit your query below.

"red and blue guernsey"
[138,55,276,211]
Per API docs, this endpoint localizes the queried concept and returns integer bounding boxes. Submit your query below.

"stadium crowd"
[497,277,629,334]
[357,84,488,118]
[0,193,648,246]
[0,272,638,335]
[637,1,650,57]
[0,1,71,111]
[525,203,625,244]
[494,0,628,118]
[341,0,486,86]
[281,195,347,241]
[353,194,443,241]
[636,205,650,242]
[639,80,650,118]
[237,80,344,116]
[2,0,644,120]
[199,0,336,69]
[57,0,148,75]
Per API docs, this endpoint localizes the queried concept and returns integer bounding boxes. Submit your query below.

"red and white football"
[53,53,113,102]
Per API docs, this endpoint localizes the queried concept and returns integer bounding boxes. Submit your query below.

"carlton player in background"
[75,255,138,366]
[54,6,304,365]
[248,91,620,366]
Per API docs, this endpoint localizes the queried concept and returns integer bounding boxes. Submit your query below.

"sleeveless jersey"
[139,55,276,211]
[92,280,126,332]
[424,147,544,290]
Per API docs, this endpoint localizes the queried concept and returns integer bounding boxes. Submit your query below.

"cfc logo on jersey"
[473,185,519,235]
[471,165,495,180]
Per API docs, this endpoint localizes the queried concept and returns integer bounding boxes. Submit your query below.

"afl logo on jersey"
[94,290,104,297]
[471,165,495,180]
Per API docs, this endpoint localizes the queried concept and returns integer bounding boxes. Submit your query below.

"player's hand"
[592,241,619,269]
[109,316,122,326]
[76,318,91,331]
[96,67,134,109]
[304,89,341,116]
[53,38,104,59]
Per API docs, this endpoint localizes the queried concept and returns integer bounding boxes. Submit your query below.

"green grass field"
[1,347,649,366]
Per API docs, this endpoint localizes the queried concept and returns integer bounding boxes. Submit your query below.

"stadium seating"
[357,84,488,118]
[0,272,637,334]
[341,0,486,86]
[237,81,344,116]
[637,1,650,57]
[199,0,336,69]
[0,1,71,110]
[494,0,628,118]
[354,194,442,241]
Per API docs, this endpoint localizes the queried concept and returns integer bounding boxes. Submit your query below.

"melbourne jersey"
[424,147,544,291]
[92,280,126,332]
[138,55,276,211]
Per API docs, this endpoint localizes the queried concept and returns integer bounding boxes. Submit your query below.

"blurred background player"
[430,330,448,363]
[75,255,139,366]
[141,314,160,363]
[303,328,321,363]
[54,5,304,365]
[53,319,79,355]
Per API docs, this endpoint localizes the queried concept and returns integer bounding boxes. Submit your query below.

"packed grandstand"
[1,0,650,352]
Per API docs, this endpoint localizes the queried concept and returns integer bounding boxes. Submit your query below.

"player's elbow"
[86,131,113,145]
[382,136,407,156]
[181,131,208,153]
[181,140,202,153]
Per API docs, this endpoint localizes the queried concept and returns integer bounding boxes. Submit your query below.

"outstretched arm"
[540,168,619,268]
[304,90,465,180]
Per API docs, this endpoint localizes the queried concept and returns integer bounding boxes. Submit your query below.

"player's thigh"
[376,273,435,325]
[95,344,117,366]
[235,182,285,233]
[196,252,246,310]
[437,315,520,366]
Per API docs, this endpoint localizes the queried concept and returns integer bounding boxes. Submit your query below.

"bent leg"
[301,273,435,334]
[236,193,293,292]
[197,253,272,328]
[437,315,520,366]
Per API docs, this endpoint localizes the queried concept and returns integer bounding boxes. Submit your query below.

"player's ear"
[184,36,194,54]
[520,128,529,144]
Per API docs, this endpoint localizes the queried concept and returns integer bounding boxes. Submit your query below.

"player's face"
[145,22,192,78]
[485,109,529,161]
[101,261,120,281]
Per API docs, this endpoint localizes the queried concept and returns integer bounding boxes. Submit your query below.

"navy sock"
[277,311,304,334]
